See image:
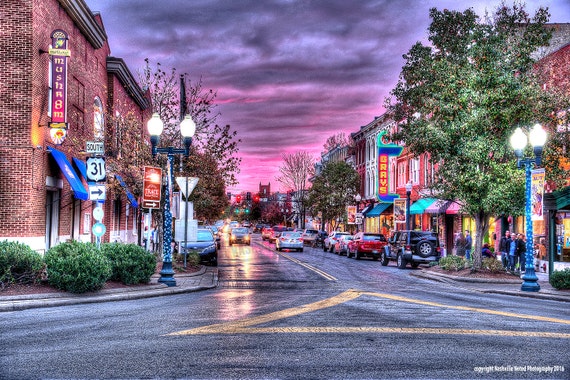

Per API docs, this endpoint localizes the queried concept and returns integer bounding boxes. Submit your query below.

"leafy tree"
[386,3,570,269]
[277,152,315,228]
[308,161,359,231]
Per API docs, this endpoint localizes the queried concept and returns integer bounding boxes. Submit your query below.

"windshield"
[232,228,248,234]
[197,230,214,242]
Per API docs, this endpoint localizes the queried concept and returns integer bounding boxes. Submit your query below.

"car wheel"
[397,253,407,269]
[417,241,434,258]
[411,262,420,268]
[380,251,389,266]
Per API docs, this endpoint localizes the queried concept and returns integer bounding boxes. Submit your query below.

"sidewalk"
[0,266,218,312]
[412,269,570,302]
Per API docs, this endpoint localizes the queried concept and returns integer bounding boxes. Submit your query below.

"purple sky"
[84,0,570,194]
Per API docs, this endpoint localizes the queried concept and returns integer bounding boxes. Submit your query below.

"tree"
[308,161,360,231]
[277,152,315,228]
[323,132,351,153]
[386,4,570,269]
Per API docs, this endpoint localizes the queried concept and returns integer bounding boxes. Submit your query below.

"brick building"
[1,0,150,252]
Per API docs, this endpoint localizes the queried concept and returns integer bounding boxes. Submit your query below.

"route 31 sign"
[86,157,106,182]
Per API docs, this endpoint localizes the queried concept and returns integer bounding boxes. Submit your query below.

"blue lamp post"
[147,113,196,287]
[510,123,547,292]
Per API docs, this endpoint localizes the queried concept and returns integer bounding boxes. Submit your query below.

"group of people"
[454,230,473,259]
[498,230,527,273]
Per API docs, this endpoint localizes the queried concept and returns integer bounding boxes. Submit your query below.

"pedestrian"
[455,231,466,257]
[481,243,494,258]
[143,226,149,250]
[150,227,156,252]
[508,234,517,272]
[517,233,526,273]
[499,230,511,269]
[464,230,472,260]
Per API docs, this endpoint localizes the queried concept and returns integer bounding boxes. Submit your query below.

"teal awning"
[410,198,437,215]
[48,147,88,200]
[365,202,392,217]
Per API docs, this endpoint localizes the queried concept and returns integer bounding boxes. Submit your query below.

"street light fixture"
[355,193,362,232]
[405,182,413,232]
[510,123,547,292]
[147,112,196,287]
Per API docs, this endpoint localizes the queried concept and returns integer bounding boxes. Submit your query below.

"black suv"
[382,230,441,269]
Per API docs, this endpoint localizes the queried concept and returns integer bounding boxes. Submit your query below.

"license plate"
[372,250,378,254]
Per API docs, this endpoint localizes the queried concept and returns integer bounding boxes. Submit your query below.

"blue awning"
[115,174,139,208]
[72,157,95,185]
[364,202,392,217]
[410,198,437,215]
[360,203,374,216]
[48,147,88,200]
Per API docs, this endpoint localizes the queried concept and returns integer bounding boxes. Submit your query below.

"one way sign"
[88,184,106,201]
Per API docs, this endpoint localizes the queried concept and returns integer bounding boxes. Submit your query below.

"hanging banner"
[49,29,70,145]
[347,205,356,224]
[394,199,407,224]
[531,168,545,221]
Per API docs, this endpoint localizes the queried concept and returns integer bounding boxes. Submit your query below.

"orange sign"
[143,166,162,209]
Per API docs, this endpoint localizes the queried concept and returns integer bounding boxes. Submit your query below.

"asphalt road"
[1,233,569,379]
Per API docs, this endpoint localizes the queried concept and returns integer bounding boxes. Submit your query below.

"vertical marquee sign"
[49,29,70,145]
[376,131,403,202]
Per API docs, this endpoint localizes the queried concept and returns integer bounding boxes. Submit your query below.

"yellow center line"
[166,289,570,337]
[278,251,337,281]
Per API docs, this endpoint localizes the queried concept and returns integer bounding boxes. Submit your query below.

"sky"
[84,0,570,194]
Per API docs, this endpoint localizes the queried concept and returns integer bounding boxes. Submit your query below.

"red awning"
[445,201,463,214]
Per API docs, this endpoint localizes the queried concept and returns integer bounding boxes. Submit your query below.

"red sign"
[143,166,162,209]
[50,29,69,124]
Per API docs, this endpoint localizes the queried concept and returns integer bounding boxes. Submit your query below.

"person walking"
[517,233,526,274]
[508,234,517,272]
[464,230,472,260]
[499,230,511,269]
[455,231,466,257]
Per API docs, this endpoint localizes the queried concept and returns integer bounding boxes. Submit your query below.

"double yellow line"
[278,251,337,281]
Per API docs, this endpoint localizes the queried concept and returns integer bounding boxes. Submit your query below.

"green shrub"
[549,268,570,290]
[482,257,504,273]
[101,243,156,285]
[0,241,44,286]
[45,241,111,293]
[438,255,467,271]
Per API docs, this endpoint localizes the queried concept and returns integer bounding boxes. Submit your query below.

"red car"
[347,232,388,260]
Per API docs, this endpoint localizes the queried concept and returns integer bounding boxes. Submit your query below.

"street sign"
[93,206,104,221]
[176,177,199,199]
[142,200,160,209]
[86,141,104,155]
[143,166,162,206]
[86,157,106,182]
[92,222,106,237]
[88,184,106,201]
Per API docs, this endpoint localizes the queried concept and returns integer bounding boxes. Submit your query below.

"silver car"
[275,231,304,252]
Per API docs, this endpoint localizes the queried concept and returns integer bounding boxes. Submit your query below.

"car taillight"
[298,238,303,242]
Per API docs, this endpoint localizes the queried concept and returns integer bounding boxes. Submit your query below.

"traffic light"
[253,194,260,202]
[245,208,250,214]
[236,195,242,203]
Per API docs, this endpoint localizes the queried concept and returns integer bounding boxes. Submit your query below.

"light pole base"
[158,261,177,287]
[521,269,540,292]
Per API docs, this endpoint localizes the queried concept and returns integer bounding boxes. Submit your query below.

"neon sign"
[376,131,403,202]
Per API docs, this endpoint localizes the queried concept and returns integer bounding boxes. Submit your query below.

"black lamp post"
[355,193,361,231]
[405,182,413,231]
[147,112,196,287]
[510,123,547,292]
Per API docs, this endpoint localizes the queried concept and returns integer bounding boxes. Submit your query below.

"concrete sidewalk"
[0,266,218,312]
[412,270,570,302]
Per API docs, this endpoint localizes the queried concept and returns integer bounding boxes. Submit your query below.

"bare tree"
[322,132,351,153]
[277,152,315,228]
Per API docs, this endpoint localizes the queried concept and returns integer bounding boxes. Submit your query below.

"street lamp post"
[510,123,547,292]
[355,193,361,232]
[147,113,196,287]
[405,182,413,232]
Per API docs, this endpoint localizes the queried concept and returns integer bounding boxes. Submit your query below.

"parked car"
[324,231,351,252]
[229,227,251,246]
[382,230,442,268]
[347,232,387,260]
[301,229,319,246]
[261,226,272,240]
[333,234,354,255]
[180,228,218,266]
[275,231,304,252]
[268,225,288,243]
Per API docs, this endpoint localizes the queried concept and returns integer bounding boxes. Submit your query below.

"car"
[261,226,273,241]
[313,230,328,248]
[333,234,354,255]
[382,230,442,268]
[229,227,251,245]
[301,229,319,246]
[180,228,218,266]
[242,221,251,228]
[347,232,387,260]
[323,231,351,252]
[268,225,288,243]
[275,231,304,252]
